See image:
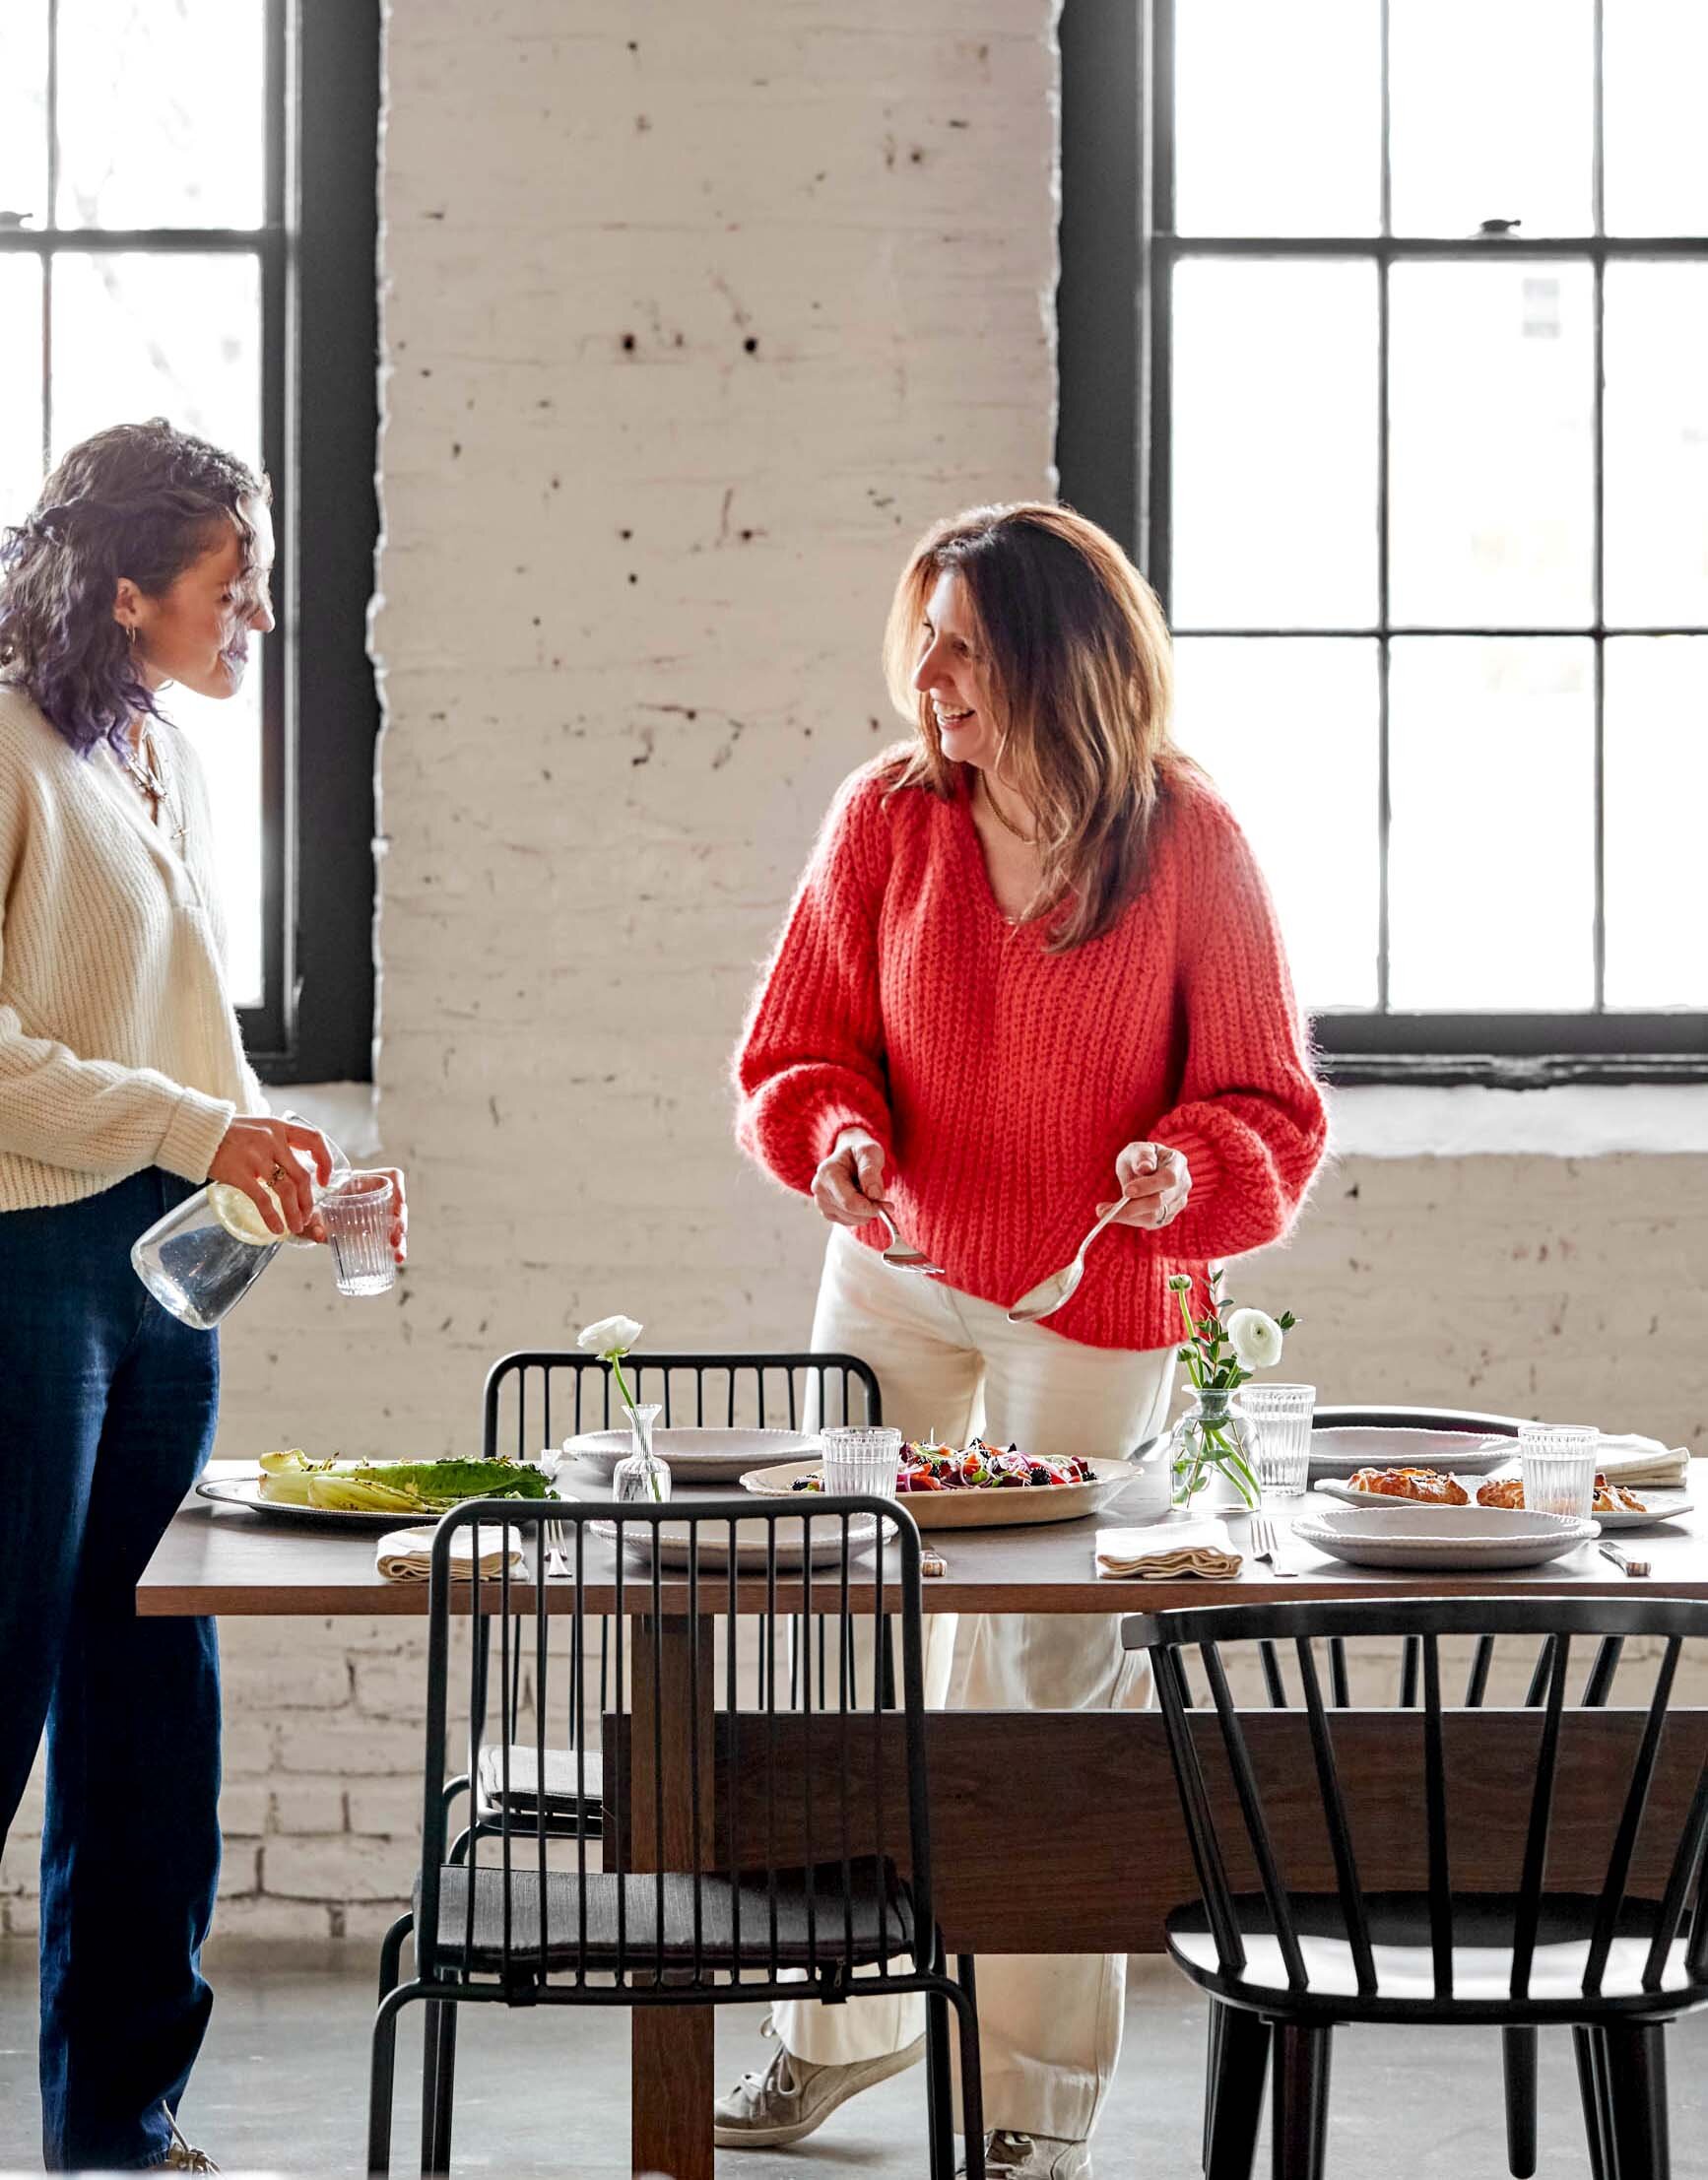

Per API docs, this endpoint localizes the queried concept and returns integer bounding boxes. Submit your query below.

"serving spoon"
[875,1207,946,1278]
[1006,1199,1128,1323]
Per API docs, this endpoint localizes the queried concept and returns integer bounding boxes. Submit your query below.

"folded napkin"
[1095,1519,1242,1581]
[1592,1434,1692,1489]
[375,1525,529,1583]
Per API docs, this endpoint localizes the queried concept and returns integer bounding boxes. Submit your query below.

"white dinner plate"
[195,1473,564,1533]
[590,1513,878,1570]
[1306,1426,1513,1482]
[1291,1503,1599,1572]
[739,1456,1143,1531]
[1312,1477,1694,1531]
[562,1426,822,1485]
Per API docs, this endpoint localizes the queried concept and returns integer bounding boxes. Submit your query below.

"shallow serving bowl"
[1304,1426,1512,1482]
[562,1426,822,1485]
[1291,1502,1600,1573]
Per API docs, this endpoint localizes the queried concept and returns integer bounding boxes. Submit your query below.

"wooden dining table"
[140,1461,1708,2179]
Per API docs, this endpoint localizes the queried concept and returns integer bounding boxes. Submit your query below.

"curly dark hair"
[0,418,268,759]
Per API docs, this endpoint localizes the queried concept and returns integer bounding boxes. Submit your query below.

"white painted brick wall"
[10,0,1705,1948]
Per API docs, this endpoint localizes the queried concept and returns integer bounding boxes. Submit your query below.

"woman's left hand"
[1098,1141,1191,1229]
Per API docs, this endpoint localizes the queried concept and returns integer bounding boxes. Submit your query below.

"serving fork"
[1248,1512,1297,1578]
[875,1207,946,1277]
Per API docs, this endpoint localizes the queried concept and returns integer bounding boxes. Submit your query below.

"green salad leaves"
[257,1450,556,1513]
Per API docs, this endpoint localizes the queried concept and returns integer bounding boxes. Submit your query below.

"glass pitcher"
[131,1112,350,1330]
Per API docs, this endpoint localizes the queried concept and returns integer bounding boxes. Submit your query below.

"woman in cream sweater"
[0,420,402,2172]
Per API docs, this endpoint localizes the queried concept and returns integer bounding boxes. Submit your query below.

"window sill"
[1329,1083,1708,1158]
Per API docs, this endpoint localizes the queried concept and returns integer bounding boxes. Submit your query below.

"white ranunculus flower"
[578,1313,642,1355]
[1226,1306,1284,1371]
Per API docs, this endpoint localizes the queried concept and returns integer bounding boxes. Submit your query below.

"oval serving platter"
[739,1456,1144,1531]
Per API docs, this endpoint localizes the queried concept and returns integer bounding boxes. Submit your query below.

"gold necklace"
[980,769,1038,845]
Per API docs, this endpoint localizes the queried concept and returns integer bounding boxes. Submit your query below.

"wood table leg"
[628,1615,716,2180]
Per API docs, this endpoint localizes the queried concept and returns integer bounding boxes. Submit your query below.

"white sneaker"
[966,2132,1092,2179]
[713,2015,927,2147]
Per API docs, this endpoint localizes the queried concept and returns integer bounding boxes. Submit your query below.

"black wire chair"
[1122,1596,1708,2180]
[369,1494,982,2179]
[440,1350,884,1858]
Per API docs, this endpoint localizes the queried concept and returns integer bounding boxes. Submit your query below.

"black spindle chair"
[1123,1597,1708,2180]
[1204,1618,1624,2180]
[436,1350,883,1859]
[369,1494,982,2180]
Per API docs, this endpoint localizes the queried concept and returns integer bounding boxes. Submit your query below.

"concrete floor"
[2,1939,1699,2176]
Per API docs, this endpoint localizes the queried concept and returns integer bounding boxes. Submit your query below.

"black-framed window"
[0,0,379,1083]
[1060,0,1708,1087]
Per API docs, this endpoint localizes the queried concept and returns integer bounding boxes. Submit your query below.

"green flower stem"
[607,1351,636,1414]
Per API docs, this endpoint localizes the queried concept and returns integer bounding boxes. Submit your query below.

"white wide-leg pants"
[773,1224,1174,2143]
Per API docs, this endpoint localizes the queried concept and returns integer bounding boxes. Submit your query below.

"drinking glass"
[820,1425,903,1499]
[320,1172,397,1297]
[1242,1382,1317,1499]
[1518,1422,1600,1516]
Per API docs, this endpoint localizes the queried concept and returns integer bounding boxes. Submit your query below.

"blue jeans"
[0,1170,222,2171]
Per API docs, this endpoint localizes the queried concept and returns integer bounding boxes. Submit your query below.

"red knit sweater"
[734,757,1328,1354]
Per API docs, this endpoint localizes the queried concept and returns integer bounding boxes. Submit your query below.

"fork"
[1248,1512,1297,1578]
[875,1207,947,1278]
[1599,1540,1651,1579]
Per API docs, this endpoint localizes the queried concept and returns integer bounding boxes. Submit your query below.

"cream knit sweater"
[0,681,264,1212]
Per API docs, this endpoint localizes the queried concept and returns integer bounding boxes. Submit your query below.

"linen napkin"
[375,1524,528,1583]
[1095,1519,1242,1581]
[1591,1434,1692,1489]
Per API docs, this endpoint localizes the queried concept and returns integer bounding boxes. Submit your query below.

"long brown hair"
[882,501,1181,950]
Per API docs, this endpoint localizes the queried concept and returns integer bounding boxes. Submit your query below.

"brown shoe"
[146,2109,221,2172]
[713,2016,927,2148]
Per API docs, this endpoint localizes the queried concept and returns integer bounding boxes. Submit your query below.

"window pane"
[1605,264,1708,628]
[1389,638,1594,1010]
[1389,262,1594,628]
[1389,0,1594,237]
[1171,259,1378,628]
[1175,0,1380,237]
[54,0,266,231]
[49,252,261,468]
[0,0,50,229]
[1606,1,1708,236]
[1172,637,1380,1011]
[168,652,265,1010]
[0,261,44,526]
[1605,639,1708,1010]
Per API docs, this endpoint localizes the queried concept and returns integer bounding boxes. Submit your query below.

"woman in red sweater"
[729,502,1326,2180]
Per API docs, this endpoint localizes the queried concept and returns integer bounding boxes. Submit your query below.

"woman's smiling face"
[121,495,276,700]
[912,567,1001,769]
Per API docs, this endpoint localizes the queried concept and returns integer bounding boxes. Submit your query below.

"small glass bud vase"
[1168,1385,1262,1511]
[613,1402,671,1504]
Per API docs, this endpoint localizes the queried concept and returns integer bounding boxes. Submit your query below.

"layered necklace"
[115,724,186,854]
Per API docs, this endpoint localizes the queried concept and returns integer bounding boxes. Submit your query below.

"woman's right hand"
[208,1115,335,1236]
[811,1128,893,1228]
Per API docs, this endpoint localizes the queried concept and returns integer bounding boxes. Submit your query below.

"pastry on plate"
[1477,1473,1648,1514]
[1347,1466,1469,1505]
